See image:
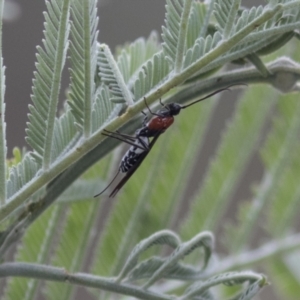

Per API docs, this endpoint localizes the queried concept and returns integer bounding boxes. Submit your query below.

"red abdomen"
[147,116,174,132]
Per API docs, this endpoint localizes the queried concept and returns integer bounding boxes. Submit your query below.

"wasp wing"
[109,133,162,197]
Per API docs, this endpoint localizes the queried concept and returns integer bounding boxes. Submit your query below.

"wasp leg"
[102,131,148,151]
[143,97,162,117]
[141,110,148,126]
[103,129,136,142]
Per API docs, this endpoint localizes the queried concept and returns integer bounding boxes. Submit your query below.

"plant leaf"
[91,85,118,133]
[126,257,203,282]
[133,51,170,101]
[98,43,134,105]
[162,0,194,71]
[214,0,241,37]
[186,1,207,49]
[6,153,41,199]
[161,0,185,64]
[116,230,181,282]
[183,271,266,300]
[26,0,71,167]
[185,3,300,77]
[143,232,213,288]
[68,0,98,137]
[117,32,161,88]
[50,104,80,163]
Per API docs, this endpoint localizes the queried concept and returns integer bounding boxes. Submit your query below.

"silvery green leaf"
[133,51,170,100]
[98,43,134,106]
[26,0,71,167]
[127,256,205,282]
[68,0,98,137]
[116,230,181,282]
[143,232,213,288]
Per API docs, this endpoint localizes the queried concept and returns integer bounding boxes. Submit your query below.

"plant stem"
[0,262,173,300]
[2,234,299,298]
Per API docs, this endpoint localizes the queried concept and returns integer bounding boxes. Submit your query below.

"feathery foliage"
[68,0,98,136]
[98,44,134,105]
[1,0,300,299]
[133,51,171,101]
[26,0,71,167]
[117,32,161,87]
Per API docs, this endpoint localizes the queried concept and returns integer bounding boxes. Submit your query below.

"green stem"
[0,262,173,300]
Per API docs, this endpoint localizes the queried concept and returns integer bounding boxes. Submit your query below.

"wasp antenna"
[181,83,246,109]
[94,169,120,198]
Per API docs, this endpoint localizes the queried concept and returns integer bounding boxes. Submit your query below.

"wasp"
[95,84,243,197]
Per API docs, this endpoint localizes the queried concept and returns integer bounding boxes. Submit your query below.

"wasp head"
[157,103,182,117]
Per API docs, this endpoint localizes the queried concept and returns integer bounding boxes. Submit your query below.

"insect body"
[137,107,175,137]
[120,136,150,172]
[94,131,159,198]
[137,88,231,138]
[95,84,243,197]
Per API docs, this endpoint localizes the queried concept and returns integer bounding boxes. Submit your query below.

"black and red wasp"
[95,84,243,197]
